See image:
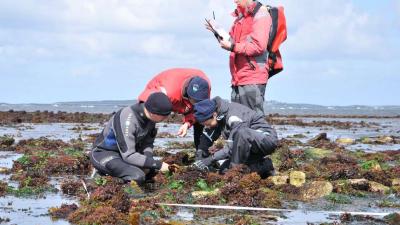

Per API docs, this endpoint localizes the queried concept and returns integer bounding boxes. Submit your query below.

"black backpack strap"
[252,1,263,16]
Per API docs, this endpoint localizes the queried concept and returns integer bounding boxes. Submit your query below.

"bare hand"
[160,162,170,173]
[177,123,190,137]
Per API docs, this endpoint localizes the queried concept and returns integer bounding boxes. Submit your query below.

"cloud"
[268,0,391,60]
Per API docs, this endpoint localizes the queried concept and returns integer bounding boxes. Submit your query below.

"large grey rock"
[299,181,333,201]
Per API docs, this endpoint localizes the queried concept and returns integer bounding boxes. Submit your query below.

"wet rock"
[384,212,400,225]
[163,151,194,166]
[49,203,78,219]
[362,170,392,187]
[341,213,388,224]
[60,180,84,196]
[289,171,306,187]
[359,137,373,144]
[0,110,109,124]
[304,148,332,160]
[298,181,333,201]
[392,179,400,187]
[336,138,355,145]
[0,167,9,174]
[70,206,127,225]
[272,145,298,172]
[369,181,390,194]
[267,175,289,186]
[376,136,394,144]
[191,189,220,199]
[0,181,7,197]
[359,136,395,145]
[156,132,176,138]
[0,135,15,149]
[287,134,307,138]
[308,133,329,143]
[0,217,10,223]
[349,179,390,194]
[360,160,382,171]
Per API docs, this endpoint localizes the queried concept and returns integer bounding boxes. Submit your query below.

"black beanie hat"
[144,92,172,116]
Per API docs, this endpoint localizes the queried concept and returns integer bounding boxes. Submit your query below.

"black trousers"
[193,122,204,150]
[90,148,154,185]
[230,127,277,178]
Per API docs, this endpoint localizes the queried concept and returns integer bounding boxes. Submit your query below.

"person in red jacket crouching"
[138,68,211,151]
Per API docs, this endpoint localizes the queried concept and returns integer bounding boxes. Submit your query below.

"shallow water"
[0,119,399,224]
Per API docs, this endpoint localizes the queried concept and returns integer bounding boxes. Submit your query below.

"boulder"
[392,178,400,187]
[267,175,289,186]
[0,167,8,174]
[336,138,355,145]
[369,181,390,194]
[0,136,14,149]
[348,179,390,194]
[376,136,393,144]
[289,171,306,187]
[304,148,332,160]
[299,181,333,201]
[191,189,220,199]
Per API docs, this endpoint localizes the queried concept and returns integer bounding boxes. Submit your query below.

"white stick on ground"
[156,203,393,217]
[81,179,90,199]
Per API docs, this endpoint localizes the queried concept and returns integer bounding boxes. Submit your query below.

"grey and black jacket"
[92,103,162,170]
[198,97,277,160]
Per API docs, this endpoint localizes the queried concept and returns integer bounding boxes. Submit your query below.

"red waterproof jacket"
[229,2,272,86]
[138,68,211,127]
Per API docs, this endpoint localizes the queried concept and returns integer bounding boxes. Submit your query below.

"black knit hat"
[144,92,172,116]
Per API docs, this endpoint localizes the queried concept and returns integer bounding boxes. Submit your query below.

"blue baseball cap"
[194,99,217,123]
[187,76,210,102]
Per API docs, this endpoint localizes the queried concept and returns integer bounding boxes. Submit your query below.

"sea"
[1,100,400,116]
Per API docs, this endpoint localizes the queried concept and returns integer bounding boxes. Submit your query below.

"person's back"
[138,68,212,149]
[193,97,278,178]
[90,92,172,184]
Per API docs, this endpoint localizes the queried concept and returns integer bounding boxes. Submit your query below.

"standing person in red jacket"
[206,0,271,115]
[138,68,211,150]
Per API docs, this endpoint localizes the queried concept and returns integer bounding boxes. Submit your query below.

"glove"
[192,156,214,171]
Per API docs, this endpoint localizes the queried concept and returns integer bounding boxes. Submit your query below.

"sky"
[0,0,399,106]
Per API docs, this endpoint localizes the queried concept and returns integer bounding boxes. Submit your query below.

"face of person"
[201,113,218,129]
[189,98,197,105]
[235,0,251,9]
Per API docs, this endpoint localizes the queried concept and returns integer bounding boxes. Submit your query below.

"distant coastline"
[1,100,399,117]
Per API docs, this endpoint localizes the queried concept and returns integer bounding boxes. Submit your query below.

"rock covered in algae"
[289,171,306,187]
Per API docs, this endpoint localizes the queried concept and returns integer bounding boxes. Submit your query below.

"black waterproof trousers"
[90,148,155,185]
[230,127,277,178]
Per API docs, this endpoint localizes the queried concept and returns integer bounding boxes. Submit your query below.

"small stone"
[376,136,393,144]
[289,171,306,187]
[0,167,8,174]
[336,138,354,145]
[191,189,220,199]
[0,136,14,149]
[369,181,390,194]
[267,175,289,186]
[392,179,400,187]
[360,137,373,144]
[299,181,333,201]
[349,179,368,185]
